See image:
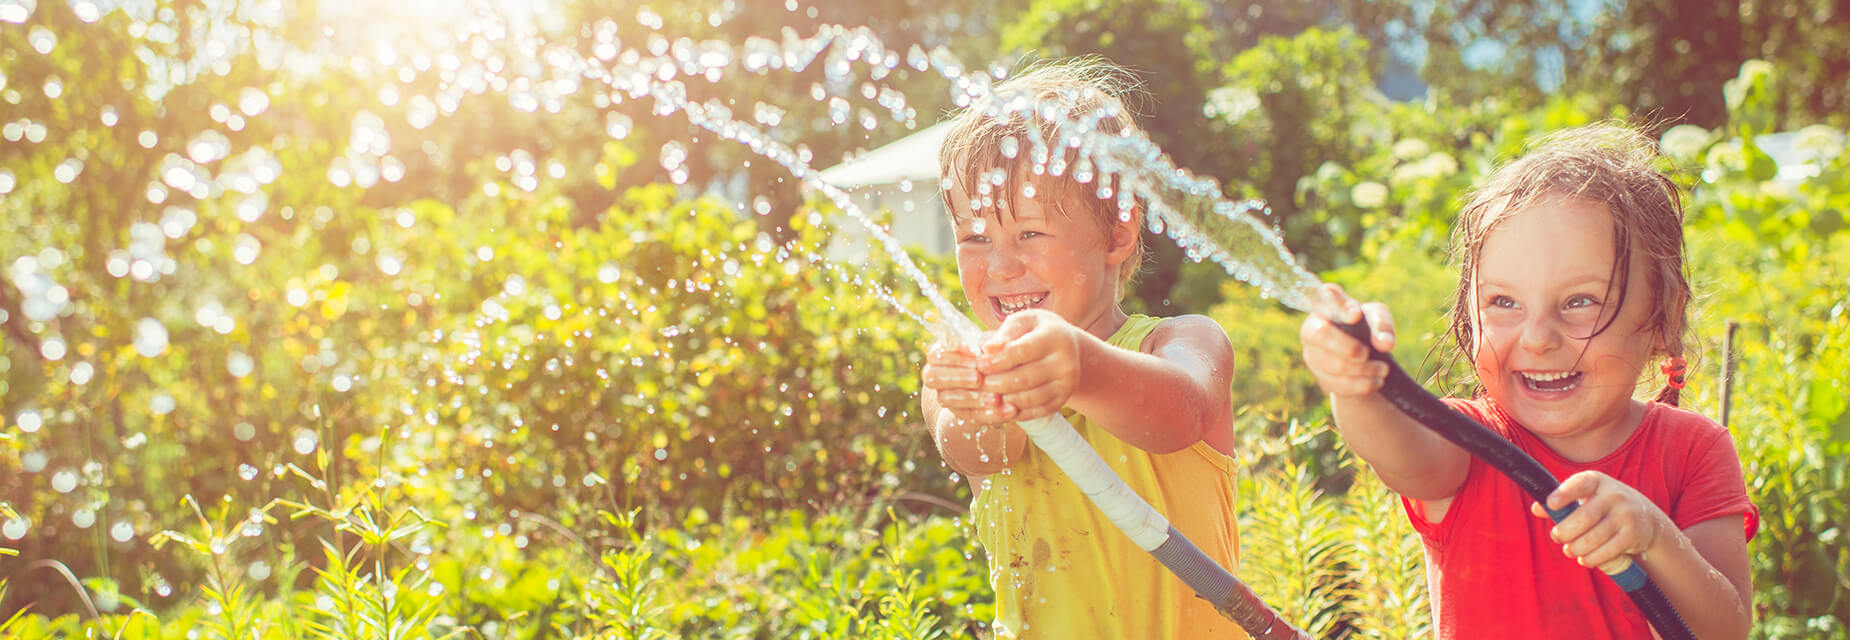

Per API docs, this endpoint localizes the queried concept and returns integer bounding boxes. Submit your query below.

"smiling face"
[947,174,1136,338]
[1468,195,1661,459]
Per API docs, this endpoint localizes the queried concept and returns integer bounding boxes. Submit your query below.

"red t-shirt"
[1403,398,1758,640]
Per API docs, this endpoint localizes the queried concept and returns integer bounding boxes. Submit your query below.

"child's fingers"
[936,389,1003,412]
[1301,316,1387,393]
[1324,367,1388,396]
[922,363,983,391]
[1359,302,1396,352]
[1306,315,1374,363]
[1314,284,1363,323]
[1560,515,1623,564]
[1547,470,1603,511]
[942,403,1011,426]
[1571,530,1636,571]
[926,345,979,366]
[986,310,1044,349]
[980,327,1069,376]
[998,382,1068,421]
[980,354,1077,395]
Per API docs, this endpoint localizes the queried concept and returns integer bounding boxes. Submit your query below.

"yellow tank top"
[969,314,1246,639]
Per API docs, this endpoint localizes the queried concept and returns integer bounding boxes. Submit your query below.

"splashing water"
[0,0,1342,616]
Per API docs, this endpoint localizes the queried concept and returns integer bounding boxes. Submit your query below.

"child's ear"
[1104,205,1141,264]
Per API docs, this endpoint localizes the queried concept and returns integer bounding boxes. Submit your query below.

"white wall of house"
[815,123,952,264]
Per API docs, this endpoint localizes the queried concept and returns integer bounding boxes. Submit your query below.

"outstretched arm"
[1300,284,1472,509]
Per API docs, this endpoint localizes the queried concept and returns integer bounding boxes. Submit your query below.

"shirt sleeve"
[1670,425,1759,541]
[1399,397,1496,546]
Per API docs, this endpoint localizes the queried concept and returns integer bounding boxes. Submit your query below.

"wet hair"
[1445,122,1693,405]
[936,55,1147,299]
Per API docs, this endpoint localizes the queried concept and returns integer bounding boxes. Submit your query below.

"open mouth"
[992,292,1048,318]
[1518,370,1583,392]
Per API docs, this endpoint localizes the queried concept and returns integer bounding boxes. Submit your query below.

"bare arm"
[1301,285,1472,506]
[975,311,1235,455]
[1643,516,1752,640]
[1065,314,1235,455]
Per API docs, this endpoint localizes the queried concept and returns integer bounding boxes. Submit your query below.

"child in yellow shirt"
[920,57,1247,640]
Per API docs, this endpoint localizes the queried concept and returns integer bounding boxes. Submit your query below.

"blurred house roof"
[1755,130,1829,184]
[817,122,948,189]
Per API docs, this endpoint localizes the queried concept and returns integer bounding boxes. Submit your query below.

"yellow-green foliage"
[3,6,1847,640]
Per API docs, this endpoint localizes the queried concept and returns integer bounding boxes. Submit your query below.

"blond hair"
[1446,122,1692,405]
[937,56,1147,298]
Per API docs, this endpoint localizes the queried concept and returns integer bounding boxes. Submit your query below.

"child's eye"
[1018,230,1044,240]
[958,234,989,244]
[1488,295,1518,309]
[1564,294,1600,310]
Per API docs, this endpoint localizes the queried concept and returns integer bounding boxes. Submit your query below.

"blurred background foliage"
[1,0,1846,638]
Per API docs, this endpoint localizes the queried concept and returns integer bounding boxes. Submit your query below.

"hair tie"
[1660,356,1687,390]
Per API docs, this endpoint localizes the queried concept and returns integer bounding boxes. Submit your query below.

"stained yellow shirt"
[969,314,1246,640]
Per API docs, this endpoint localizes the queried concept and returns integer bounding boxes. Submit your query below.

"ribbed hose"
[1150,530,1312,640]
[1016,415,1311,639]
[1331,318,1696,640]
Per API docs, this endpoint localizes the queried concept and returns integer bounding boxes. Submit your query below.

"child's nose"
[987,247,1026,279]
[1518,314,1564,354]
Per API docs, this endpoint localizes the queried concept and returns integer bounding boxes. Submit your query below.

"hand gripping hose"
[1013,413,1312,640]
[1331,318,1696,640]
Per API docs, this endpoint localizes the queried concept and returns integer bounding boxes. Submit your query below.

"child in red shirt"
[1299,123,1757,639]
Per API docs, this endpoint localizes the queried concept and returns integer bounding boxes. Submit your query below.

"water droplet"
[109,521,134,542]
[15,409,41,433]
[233,234,261,265]
[162,165,196,191]
[606,112,633,139]
[188,130,232,164]
[0,0,36,24]
[293,429,318,455]
[239,463,258,481]
[2,518,28,540]
[134,318,169,357]
[51,470,77,493]
[238,87,270,116]
[39,337,66,361]
[27,25,54,54]
[149,393,175,415]
[52,158,81,183]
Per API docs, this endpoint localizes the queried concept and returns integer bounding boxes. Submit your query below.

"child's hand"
[1532,470,1669,573]
[923,342,1010,425]
[976,309,1083,423]
[1299,283,1397,399]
